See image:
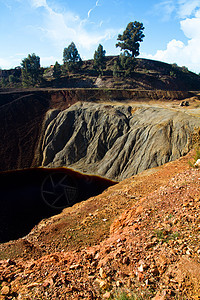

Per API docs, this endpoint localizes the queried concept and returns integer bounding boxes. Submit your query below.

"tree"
[53,61,62,79]
[9,74,17,84]
[63,42,82,72]
[21,53,41,86]
[113,53,136,78]
[0,77,7,88]
[113,60,121,78]
[120,52,137,77]
[93,44,106,75]
[116,21,145,58]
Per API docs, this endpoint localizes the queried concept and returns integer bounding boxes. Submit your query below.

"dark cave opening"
[0,168,116,243]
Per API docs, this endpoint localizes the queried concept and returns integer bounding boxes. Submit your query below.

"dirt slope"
[0,151,199,299]
[45,57,200,91]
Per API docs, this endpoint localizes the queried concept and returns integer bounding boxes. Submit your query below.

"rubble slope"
[0,152,200,299]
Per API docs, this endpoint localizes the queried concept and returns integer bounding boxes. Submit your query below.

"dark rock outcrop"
[0,92,50,171]
[41,102,200,180]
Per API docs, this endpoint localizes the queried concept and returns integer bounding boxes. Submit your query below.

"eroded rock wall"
[41,102,200,180]
[0,93,50,171]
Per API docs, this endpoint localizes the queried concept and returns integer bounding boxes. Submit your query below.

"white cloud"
[143,39,183,61]
[178,0,200,18]
[29,0,118,54]
[0,56,23,69]
[180,13,200,39]
[0,58,12,69]
[30,0,47,8]
[143,3,200,73]
[40,55,59,65]
[87,0,100,18]
[152,0,200,21]
[153,0,176,21]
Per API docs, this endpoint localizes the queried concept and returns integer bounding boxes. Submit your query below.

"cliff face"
[41,102,200,180]
[0,92,50,171]
[0,89,196,173]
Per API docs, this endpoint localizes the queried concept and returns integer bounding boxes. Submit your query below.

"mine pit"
[0,168,116,243]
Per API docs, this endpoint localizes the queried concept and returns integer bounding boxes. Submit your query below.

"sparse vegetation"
[113,288,152,300]
[154,229,180,243]
[1,21,200,89]
[170,70,177,78]
[53,61,62,79]
[0,77,7,88]
[93,44,106,75]
[21,53,41,87]
[114,292,139,300]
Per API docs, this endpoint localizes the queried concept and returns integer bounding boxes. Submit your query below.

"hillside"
[0,151,200,299]
[40,57,200,91]
[1,57,200,91]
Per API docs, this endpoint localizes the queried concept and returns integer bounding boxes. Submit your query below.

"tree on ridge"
[93,44,106,75]
[63,42,82,72]
[116,21,145,58]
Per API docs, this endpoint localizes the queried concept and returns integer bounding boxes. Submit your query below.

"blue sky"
[0,0,200,73]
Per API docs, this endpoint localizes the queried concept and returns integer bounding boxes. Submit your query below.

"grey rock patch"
[40,102,200,181]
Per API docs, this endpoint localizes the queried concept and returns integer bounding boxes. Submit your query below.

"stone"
[96,279,109,290]
[99,268,107,279]
[69,264,82,270]
[27,282,40,289]
[116,281,122,287]
[138,264,144,272]
[122,256,130,265]
[103,292,111,298]
[152,290,166,300]
[1,286,10,295]
[194,159,200,168]
[6,259,16,266]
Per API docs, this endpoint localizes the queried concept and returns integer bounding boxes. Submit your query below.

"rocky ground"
[0,151,200,299]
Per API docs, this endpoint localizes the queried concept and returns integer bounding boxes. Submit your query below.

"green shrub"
[114,292,140,300]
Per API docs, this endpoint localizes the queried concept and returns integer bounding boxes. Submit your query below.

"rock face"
[41,102,200,180]
[0,89,195,173]
[0,92,50,171]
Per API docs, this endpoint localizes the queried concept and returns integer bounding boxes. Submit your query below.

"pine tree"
[21,53,41,86]
[116,21,145,58]
[63,42,82,72]
[93,44,106,75]
[53,61,61,79]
